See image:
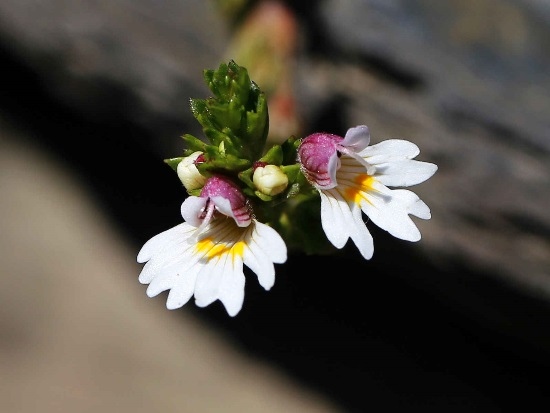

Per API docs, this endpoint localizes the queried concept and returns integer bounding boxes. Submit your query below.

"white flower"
[253,164,289,196]
[297,125,437,260]
[137,175,287,316]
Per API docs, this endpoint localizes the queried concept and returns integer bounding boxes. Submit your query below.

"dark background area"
[1,1,550,412]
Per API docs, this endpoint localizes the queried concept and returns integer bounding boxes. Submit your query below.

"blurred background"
[1,0,550,411]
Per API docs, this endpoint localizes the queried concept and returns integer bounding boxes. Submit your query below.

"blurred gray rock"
[320,0,550,151]
[0,0,229,156]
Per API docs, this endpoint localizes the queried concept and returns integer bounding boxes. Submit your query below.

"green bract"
[190,60,268,161]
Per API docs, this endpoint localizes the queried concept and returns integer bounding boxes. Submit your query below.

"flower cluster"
[138,61,437,316]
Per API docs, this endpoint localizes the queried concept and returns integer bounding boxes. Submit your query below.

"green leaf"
[280,164,301,183]
[181,134,207,153]
[238,167,255,190]
[164,157,184,172]
[281,135,301,165]
[259,144,283,165]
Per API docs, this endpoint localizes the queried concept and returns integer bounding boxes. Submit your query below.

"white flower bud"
[253,164,288,196]
[177,151,207,191]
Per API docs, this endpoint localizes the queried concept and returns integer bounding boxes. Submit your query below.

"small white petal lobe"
[361,139,420,163]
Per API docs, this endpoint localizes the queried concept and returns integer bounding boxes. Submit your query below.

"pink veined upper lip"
[298,132,343,189]
[200,175,252,225]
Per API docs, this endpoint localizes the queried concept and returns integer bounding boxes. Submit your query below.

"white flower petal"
[325,152,341,189]
[342,125,371,151]
[360,183,428,242]
[244,246,275,290]
[165,266,200,309]
[192,221,243,306]
[318,186,376,258]
[194,253,246,317]
[252,221,287,264]
[348,206,374,260]
[180,196,208,227]
[217,259,246,317]
[320,190,352,249]
[242,221,286,290]
[137,223,193,263]
[361,139,420,164]
[144,252,200,294]
[317,186,375,259]
[147,270,181,298]
[138,233,196,284]
[374,160,438,187]
[194,255,226,307]
[405,192,431,220]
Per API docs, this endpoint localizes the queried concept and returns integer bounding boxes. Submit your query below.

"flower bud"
[253,164,289,196]
[177,151,207,191]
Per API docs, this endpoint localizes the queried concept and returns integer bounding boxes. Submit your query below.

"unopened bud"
[253,164,288,196]
[177,151,207,191]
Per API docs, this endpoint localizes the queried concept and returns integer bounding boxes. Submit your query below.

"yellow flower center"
[196,238,246,260]
[344,174,375,204]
